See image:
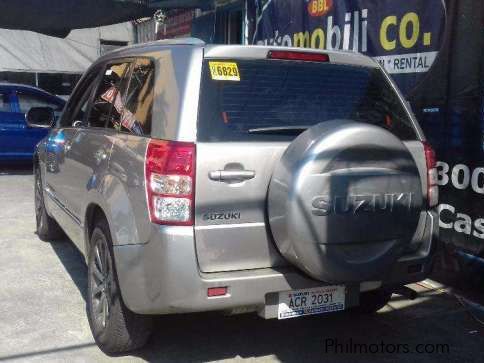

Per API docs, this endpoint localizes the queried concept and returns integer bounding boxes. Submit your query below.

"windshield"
[197,59,418,142]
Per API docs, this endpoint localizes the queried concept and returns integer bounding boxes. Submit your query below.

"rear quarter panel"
[105,134,151,246]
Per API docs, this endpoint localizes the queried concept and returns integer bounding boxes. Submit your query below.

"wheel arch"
[84,203,109,253]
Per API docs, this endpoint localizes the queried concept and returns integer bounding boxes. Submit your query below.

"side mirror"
[26,107,55,128]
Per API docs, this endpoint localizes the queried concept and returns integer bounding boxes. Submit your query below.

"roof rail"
[150,37,205,46]
[99,37,206,58]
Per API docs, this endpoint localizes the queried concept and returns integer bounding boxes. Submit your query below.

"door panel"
[14,91,62,156]
[45,60,132,249]
[44,127,114,250]
[0,111,27,157]
[9,112,49,156]
[0,91,48,159]
[44,128,78,196]
[194,142,289,272]
[0,91,15,156]
[43,127,82,245]
[62,128,113,220]
[43,63,104,248]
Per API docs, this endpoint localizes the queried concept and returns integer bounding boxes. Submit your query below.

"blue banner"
[252,0,447,95]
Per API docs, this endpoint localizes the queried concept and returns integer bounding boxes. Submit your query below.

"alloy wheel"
[90,239,113,330]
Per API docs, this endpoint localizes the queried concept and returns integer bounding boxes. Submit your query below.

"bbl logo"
[307,0,333,17]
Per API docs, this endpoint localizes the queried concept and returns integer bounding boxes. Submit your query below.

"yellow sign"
[209,62,240,81]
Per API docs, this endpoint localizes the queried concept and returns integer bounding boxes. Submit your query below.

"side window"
[17,92,62,113]
[118,58,154,136]
[0,92,11,112]
[70,86,96,126]
[88,62,132,129]
[60,68,101,127]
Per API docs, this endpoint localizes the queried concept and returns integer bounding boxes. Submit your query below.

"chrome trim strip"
[195,222,265,230]
[44,186,81,226]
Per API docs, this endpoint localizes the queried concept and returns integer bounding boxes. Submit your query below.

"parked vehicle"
[0,83,65,162]
[32,39,439,353]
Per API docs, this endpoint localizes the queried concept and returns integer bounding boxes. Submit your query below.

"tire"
[34,165,64,241]
[87,218,153,354]
[355,289,393,314]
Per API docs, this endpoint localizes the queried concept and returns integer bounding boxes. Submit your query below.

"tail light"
[267,50,329,62]
[423,141,438,208]
[145,140,196,226]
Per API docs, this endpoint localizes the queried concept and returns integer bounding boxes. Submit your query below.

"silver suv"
[31,39,438,353]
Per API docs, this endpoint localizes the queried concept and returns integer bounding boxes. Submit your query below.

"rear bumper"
[113,225,343,316]
[113,210,438,317]
[382,209,439,286]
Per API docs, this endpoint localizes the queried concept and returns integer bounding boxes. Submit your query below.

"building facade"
[134,0,246,44]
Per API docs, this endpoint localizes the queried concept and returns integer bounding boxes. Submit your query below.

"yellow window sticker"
[209,62,240,81]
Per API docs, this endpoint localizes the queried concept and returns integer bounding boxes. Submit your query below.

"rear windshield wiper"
[247,126,309,135]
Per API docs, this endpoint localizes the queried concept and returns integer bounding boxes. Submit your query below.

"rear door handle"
[208,170,255,182]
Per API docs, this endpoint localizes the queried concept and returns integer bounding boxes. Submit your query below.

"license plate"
[278,285,346,319]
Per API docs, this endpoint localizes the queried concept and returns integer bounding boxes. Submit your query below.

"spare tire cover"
[268,120,423,283]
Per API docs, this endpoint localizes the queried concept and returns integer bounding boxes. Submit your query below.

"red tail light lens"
[145,140,196,225]
[207,287,228,297]
[423,141,436,170]
[423,141,438,208]
[267,50,329,62]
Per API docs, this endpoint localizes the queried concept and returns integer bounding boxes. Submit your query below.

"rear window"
[197,59,418,142]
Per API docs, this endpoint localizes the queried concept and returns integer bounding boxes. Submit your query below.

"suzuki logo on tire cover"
[311,192,414,216]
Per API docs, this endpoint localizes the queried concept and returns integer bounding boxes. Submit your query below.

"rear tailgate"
[194,54,425,273]
[195,142,287,272]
